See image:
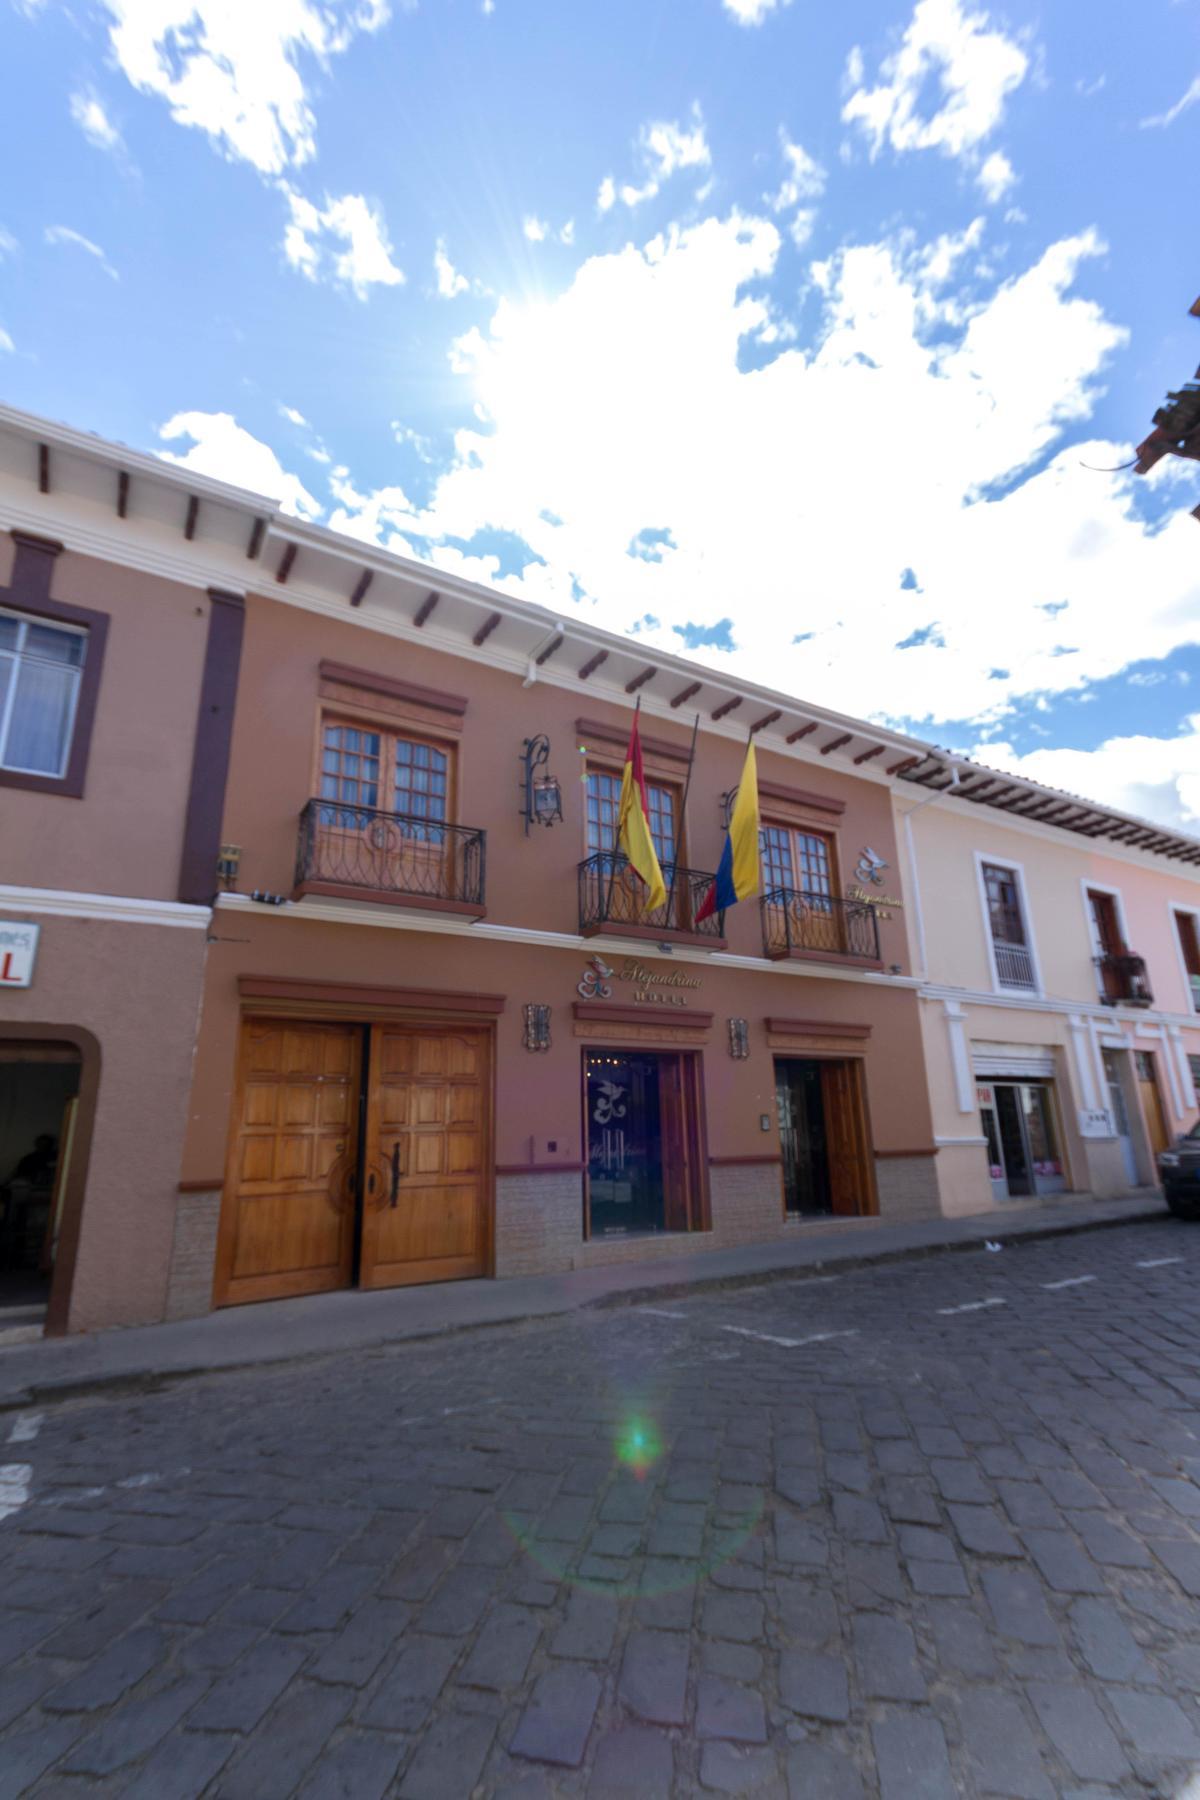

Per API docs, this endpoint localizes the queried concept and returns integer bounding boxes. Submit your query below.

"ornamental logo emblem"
[577,955,614,1000]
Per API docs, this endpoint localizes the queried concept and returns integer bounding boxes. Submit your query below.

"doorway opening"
[775,1057,875,1218]
[977,1079,1067,1200]
[0,1042,82,1329]
[583,1049,706,1237]
[215,1017,492,1307]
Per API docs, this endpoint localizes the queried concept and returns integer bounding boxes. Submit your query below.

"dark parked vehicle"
[1159,1122,1200,1219]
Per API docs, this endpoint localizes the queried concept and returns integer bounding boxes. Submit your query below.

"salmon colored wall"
[183,914,933,1183]
[3,548,208,900]
[901,798,1200,1010]
[221,595,911,970]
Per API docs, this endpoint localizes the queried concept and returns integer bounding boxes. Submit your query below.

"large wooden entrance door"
[1136,1051,1171,1161]
[359,1026,489,1288]
[216,1021,359,1306]
[820,1060,876,1216]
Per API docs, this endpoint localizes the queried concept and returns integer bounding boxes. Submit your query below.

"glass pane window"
[646,783,676,864]
[760,825,794,893]
[395,738,448,823]
[319,724,381,813]
[759,825,832,902]
[983,862,1026,946]
[0,608,87,778]
[586,770,621,854]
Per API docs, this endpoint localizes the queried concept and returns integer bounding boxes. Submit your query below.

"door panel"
[1136,1053,1171,1160]
[820,1060,873,1216]
[217,1021,359,1306]
[360,1026,489,1287]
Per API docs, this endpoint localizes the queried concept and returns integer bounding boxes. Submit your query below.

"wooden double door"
[215,1019,490,1307]
[776,1057,876,1216]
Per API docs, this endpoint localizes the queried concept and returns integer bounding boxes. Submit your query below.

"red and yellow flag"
[618,708,666,912]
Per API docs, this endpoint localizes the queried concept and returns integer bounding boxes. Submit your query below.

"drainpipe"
[901,764,961,981]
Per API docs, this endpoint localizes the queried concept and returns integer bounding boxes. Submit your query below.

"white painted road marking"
[937,1298,1007,1315]
[722,1326,805,1348]
[0,1462,32,1521]
[7,1412,42,1444]
[638,1307,689,1319]
[1042,1275,1097,1290]
[792,1329,859,1346]
[1137,1257,1183,1269]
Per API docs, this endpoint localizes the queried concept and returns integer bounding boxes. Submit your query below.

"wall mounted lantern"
[521,734,564,834]
[728,1017,750,1059]
[523,1003,552,1052]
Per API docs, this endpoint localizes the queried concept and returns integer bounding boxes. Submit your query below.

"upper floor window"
[761,824,835,905]
[319,720,450,840]
[1176,911,1200,1013]
[982,860,1037,991]
[1087,888,1124,1002]
[0,607,86,779]
[585,768,678,864]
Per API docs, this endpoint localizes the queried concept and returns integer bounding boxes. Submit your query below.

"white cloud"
[1141,76,1200,130]
[522,215,548,243]
[560,220,575,245]
[0,328,13,355]
[434,238,469,297]
[978,725,1200,832]
[722,0,792,23]
[977,148,1015,202]
[602,104,712,211]
[843,0,1028,163]
[282,187,404,296]
[0,227,17,260]
[279,404,308,425]
[96,0,389,174]
[44,224,119,281]
[767,132,826,246]
[158,410,321,518]
[597,176,616,213]
[69,89,125,156]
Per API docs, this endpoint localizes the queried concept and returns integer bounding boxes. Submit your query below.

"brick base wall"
[494,1171,582,1277]
[164,1189,221,1321]
[874,1154,941,1223]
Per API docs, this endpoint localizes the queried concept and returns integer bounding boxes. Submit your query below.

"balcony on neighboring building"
[294,799,486,918]
[761,888,882,966]
[578,853,726,946]
[1096,950,1154,1008]
[993,939,1037,991]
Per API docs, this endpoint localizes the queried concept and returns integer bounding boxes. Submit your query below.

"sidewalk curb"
[0,1200,1168,1414]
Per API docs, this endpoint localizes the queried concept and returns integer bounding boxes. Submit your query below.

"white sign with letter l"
[0,922,39,989]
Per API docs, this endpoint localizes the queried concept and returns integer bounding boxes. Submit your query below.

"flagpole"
[666,710,702,926]
[606,698,638,923]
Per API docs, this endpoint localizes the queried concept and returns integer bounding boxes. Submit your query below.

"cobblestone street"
[2,1218,1200,1798]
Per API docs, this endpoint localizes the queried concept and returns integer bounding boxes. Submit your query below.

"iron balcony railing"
[578,853,725,939]
[762,888,881,961]
[1095,951,1154,1008]
[993,939,1037,990]
[296,799,486,907]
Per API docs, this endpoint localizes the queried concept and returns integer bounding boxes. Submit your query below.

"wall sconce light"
[521,734,564,834]
[720,788,738,830]
[728,1017,750,1059]
[217,844,241,889]
[523,1003,552,1052]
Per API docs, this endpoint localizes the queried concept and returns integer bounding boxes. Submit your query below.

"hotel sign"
[578,955,702,1008]
[0,922,39,989]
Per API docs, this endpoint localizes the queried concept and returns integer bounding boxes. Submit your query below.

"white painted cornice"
[917,978,1200,1035]
[0,885,211,928]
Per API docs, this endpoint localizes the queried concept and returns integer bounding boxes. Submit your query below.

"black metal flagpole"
[665,709,702,926]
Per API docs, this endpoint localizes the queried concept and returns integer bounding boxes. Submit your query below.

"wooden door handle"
[367,1170,377,1197]
[389,1140,402,1207]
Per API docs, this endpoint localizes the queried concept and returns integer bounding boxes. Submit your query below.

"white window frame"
[0,605,86,780]
[1079,878,1132,1001]
[1169,900,1200,1018]
[974,850,1043,997]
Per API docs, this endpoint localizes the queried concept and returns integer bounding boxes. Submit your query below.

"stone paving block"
[178,1622,262,1672]
[61,1671,210,1775]
[154,1558,253,1625]
[1149,1477,1200,1518]
[619,1628,690,1725]
[702,1591,764,1643]
[588,1725,675,1797]
[947,1503,1021,1557]
[871,1713,956,1800]
[703,1641,762,1683]
[957,1689,1054,1799]
[883,1478,940,1525]
[43,1625,169,1713]
[775,1471,821,1510]
[510,1665,602,1767]
[1069,1598,1154,1683]
[786,1742,865,1800]
[997,1482,1062,1530]
[898,1525,956,1563]
[460,1603,542,1691]
[215,1681,358,1800]
[1020,1529,1107,1595]
[118,1725,239,1800]
[775,1518,829,1567]
[875,1441,923,1476]
[699,1741,780,1793]
[777,1582,839,1648]
[931,1459,992,1504]
[539,1496,596,1542]
[907,1559,970,1596]
[277,1564,377,1633]
[845,1546,907,1607]
[1068,1513,1152,1569]
[710,1555,764,1593]
[1148,1537,1200,1594]
[853,1614,927,1701]
[382,1539,459,1602]
[552,1589,619,1660]
[695,1675,767,1743]
[778,1649,849,1722]
[1025,1682,1129,1782]
[417,1565,497,1635]
[832,1496,888,1543]
[310,1598,411,1687]
[220,1584,292,1628]
[981,1567,1060,1647]
[925,1599,998,1677]
[187,1636,307,1733]
[0,1716,84,1798]
[1106,1688,1200,1759]
[1038,1471,1104,1510]
[0,1658,60,1732]
[916,1427,967,1459]
[361,1635,460,1731]
[296,1730,405,1800]
[398,1708,496,1798]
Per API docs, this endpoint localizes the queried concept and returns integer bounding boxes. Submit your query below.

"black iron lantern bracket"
[521,734,564,833]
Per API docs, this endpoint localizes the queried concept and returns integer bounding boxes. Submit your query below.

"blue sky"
[3,0,1200,824]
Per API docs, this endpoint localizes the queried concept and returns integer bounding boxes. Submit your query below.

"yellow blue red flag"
[618,708,667,913]
[697,740,759,921]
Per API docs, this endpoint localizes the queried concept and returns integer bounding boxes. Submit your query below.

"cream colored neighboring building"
[895,765,1200,1216]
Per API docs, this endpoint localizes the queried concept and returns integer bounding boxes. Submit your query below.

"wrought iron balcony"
[295,800,486,912]
[762,888,881,962]
[1096,950,1154,1008]
[994,939,1037,991]
[578,853,725,941]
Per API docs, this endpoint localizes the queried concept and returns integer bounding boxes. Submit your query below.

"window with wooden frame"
[585,765,680,866]
[760,822,836,904]
[319,718,452,839]
[1176,911,1200,1014]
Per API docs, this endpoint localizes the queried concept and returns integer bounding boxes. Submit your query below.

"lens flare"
[615,1414,663,1480]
